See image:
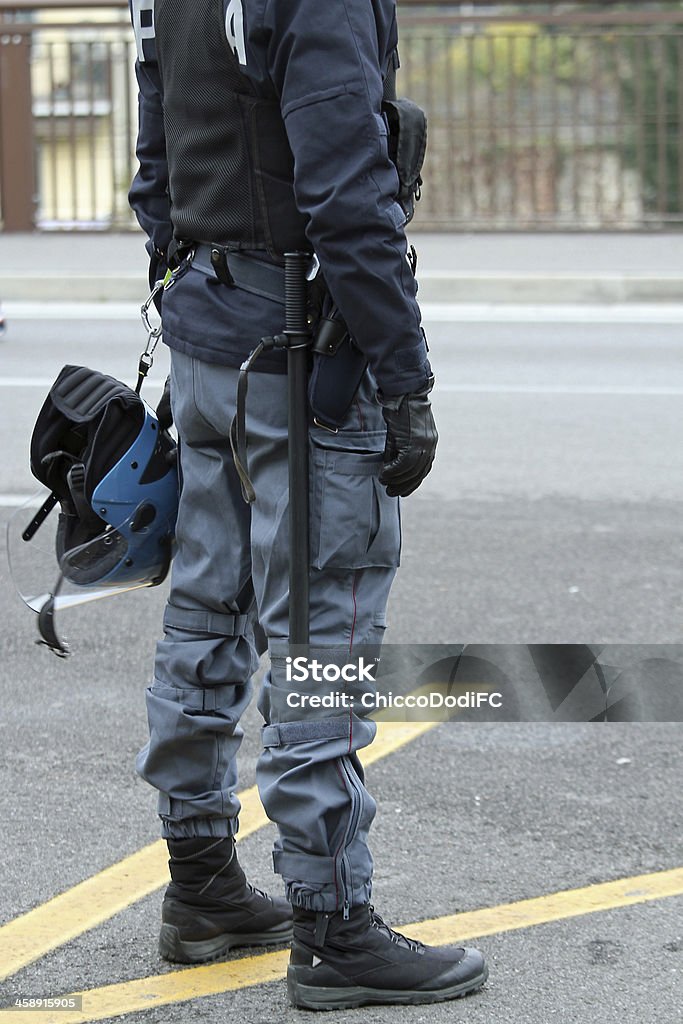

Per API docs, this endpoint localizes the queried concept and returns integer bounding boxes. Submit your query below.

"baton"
[284,252,311,645]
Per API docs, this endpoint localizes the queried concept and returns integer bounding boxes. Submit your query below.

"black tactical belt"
[191,244,286,305]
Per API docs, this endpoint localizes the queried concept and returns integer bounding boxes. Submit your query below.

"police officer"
[129,0,487,1009]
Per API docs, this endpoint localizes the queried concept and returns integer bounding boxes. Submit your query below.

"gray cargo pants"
[136,348,401,911]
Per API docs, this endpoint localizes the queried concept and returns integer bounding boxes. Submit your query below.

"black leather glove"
[378,377,438,498]
[156,375,173,433]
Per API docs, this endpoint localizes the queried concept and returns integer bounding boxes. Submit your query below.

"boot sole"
[159,920,293,964]
[287,962,488,1010]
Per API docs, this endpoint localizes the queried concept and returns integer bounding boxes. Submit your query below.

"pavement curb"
[3,272,683,304]
[417,273,683,304]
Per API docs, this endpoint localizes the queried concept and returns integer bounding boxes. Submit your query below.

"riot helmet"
[10,365,178,654]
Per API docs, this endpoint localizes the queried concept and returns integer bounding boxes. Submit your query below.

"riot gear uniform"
[129,0,485,1008]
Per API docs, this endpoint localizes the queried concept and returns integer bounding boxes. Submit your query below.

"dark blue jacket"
[129,0,431,396]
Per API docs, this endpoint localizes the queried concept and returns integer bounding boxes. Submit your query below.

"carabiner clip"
[136,281,165,395]
[141,279,165,340]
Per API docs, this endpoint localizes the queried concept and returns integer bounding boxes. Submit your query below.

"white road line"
[435,384,683,395]
[3,302,142,320]
[0,495,43,507]
[0,379,681,396]
[4,301,683,324]
[0,378,167,389]
[422,303,683,323]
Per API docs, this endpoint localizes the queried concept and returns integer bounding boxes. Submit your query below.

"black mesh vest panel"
[154,0,309,257]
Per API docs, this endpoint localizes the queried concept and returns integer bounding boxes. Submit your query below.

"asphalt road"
[0,305,681,1023]
[3,305,682,640]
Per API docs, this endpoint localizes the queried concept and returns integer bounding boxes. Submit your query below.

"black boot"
[159,836,293,963]
[288,903,488,1010]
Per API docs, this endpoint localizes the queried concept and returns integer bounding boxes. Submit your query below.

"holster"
[308,313,368,432]
[382,97,428,224]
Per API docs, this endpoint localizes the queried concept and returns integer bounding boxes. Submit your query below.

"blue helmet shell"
[62,403,178,589]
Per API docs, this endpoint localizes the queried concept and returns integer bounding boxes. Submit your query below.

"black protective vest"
[154,0,309,258]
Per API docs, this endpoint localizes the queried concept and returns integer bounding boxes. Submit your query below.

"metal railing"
[0,3,134,229]
[2,2,683,231]
[400,4,683,229]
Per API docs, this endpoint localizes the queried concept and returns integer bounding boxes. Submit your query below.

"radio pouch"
[382,97,427,224]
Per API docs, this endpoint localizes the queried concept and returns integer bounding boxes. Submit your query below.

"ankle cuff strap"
[164,604,250,637]
[262,719,351,747]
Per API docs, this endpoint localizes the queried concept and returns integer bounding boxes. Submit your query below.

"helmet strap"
[36,571,70,658]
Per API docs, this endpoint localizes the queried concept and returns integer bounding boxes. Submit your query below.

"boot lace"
[247,883,270,900]
[369,906,424,953]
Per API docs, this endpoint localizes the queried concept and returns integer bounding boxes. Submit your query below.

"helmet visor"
[7,492,156,616]
[60,528,129,587]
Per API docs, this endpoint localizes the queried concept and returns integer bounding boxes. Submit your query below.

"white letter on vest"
[131,0,155,62]
[225,0,247,67]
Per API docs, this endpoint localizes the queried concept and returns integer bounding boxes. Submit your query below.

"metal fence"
[400,4,683,229]
[0,4,135,230]
[2,2,683,231]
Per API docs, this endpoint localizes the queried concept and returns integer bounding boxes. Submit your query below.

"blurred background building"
[1,0,683,232]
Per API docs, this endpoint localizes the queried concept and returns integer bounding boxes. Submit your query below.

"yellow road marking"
[365,717,436,757]
[0,719,436,982]
[0,952,291,1024]
[0,787,267,985]
[1,865,681,1024]
[409,864,683,944]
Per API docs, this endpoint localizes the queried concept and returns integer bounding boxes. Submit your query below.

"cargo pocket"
[310,431,401,571]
